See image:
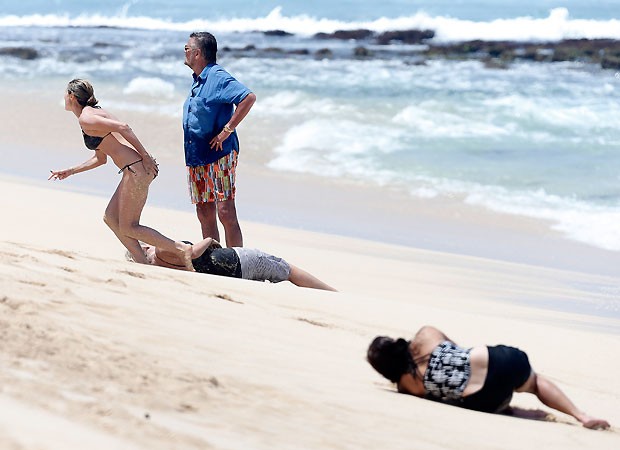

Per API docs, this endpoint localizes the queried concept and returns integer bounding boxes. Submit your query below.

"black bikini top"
[82,130,111,150]
[80,105,111,150]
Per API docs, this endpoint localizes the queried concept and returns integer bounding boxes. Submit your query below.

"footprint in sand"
[295,317,332,328]
[118,270,146,279]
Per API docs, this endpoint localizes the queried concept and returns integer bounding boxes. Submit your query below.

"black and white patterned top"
[423,341,472,402]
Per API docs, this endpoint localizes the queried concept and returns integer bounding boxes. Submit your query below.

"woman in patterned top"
[367,325,609,430]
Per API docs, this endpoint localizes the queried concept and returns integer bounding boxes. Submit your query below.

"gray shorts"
[233,248,291,283]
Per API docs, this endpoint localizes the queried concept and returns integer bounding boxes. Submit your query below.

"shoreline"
[4,150,620,278]
[2,173,620,326]
[2,81,620,277]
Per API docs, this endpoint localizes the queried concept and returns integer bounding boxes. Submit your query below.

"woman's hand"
[48,168,73,181]
[141,155,159,178]
[209,239,222,249]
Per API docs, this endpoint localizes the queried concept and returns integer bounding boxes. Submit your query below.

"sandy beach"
[1,72,620,448]
[1,171,619,449]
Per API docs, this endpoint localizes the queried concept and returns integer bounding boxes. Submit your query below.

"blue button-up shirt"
[183,63,252,166]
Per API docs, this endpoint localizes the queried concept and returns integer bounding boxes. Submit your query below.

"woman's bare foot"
[582,418,610,430]
[577,413,610,430]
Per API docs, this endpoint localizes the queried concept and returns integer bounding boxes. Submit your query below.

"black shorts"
[461,345,532,413]
[192,247,242,278]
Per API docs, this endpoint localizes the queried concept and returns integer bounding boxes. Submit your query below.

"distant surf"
[2,7,620,42]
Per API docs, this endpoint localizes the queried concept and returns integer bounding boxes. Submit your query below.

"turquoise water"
[1,0,618,21]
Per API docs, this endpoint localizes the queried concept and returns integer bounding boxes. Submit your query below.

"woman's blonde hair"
[67,78,98,107]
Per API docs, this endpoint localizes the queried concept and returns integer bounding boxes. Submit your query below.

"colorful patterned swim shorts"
[187,151,238,204]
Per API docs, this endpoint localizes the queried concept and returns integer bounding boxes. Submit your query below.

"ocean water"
[1,1,620,252]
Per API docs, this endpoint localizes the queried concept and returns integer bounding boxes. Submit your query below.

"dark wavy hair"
[367,336,413,383]
[190,31,217,63]
[67,78,98,107]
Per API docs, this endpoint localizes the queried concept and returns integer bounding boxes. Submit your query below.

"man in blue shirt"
[183,31,256,247]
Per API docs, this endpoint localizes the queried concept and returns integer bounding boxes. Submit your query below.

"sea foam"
[123,77,176,98]
[2,7,620,42]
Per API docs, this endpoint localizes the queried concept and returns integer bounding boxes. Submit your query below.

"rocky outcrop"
[376,29,435,45]
[0,47,39,59]
[315,29,374,40]
[315,48,334,59]
[215,32,620,71]
[424,38,620,69]
[353,46,373,58]
[602,55,620,70]
[314,28,435,45]
[263,30,294,37]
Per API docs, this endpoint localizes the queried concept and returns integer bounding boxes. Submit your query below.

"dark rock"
[212,36,620,67]
[551,39,620,63]
[264,30,294,37]
[456,40,486,53]
[0,47,39,59]
[93,42,129,49]
[315,48,334,58]
[353,46,372,57]
[262,47,284,53]
[425,40,488,59]
[404,59,428,66]
[601,55,620,70]
[376,29,434,45]
[315,29,374,40]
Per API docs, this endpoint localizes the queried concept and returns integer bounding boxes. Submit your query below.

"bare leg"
[288,264,337,291]
[104,181,148,263]
[196,202,220,241]
[115,170,193,270]
[217,199,243,247]
[517,372,609,429]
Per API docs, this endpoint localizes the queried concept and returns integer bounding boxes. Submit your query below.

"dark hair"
[67,78,98,107]
[190,31,217,63]
[367,336,412,383]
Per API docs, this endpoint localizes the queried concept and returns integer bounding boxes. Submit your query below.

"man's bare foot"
[176,242,195,271]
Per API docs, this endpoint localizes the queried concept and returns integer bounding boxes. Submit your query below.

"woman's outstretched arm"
[49,151,107,180]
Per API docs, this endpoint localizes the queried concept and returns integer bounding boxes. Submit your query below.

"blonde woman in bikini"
[50,79,193,269]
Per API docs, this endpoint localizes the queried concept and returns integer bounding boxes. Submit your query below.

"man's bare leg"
[196,201,220,241]
[217,199,243,247]
[288,264,337,291]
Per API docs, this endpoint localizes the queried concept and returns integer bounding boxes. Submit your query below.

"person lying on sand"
[367,325,609,430]
[127,237,336,291]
